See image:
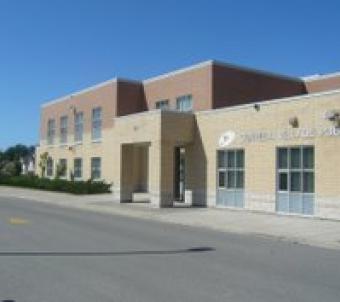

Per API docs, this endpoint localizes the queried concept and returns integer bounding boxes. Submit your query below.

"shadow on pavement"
[0,247,215,257]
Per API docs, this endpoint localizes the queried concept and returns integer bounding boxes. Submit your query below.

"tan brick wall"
[193,91,340,217]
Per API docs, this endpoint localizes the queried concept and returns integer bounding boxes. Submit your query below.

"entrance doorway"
[174,147,186,202]
[121,143,150,202]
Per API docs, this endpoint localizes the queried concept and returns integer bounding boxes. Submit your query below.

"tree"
[38,152,49,177]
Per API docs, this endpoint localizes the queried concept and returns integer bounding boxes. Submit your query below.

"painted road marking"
[8,217,29,225]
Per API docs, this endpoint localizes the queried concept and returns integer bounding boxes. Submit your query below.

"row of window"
[47,107,102,145]
[217,146,315,193]
[47,95,193,145]
[46,157,102,180]
[155,95,193,111]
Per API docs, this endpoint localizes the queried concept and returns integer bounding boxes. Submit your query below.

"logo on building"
[218,131,236,147]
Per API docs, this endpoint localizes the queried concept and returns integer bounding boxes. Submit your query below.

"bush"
[0,175,112,195]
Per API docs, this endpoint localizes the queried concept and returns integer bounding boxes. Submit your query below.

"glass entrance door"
[217,149,245,208]
[276,146,315,215]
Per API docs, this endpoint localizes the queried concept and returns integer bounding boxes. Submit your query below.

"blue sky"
[0,0,340,149]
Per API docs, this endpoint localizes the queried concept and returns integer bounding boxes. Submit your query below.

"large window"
[74,112,84,143]
[46,157,54,177]
[217,149,245,208]
[92,107,102,141]
[91,157,101,180]
[277,146,314,193]
[176,95,193,112]
[60,116,68,144]
[74,158,82,179]
[218,149,244,189]
[276,146,315,215]
[155,99,169,110]
[47,119,56,145]
[58,159,67,178]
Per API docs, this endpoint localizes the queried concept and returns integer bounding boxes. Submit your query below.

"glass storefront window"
[290,148,301,169]
[217,149,244,190]
[277,146,314,194]
[303,147,314,169]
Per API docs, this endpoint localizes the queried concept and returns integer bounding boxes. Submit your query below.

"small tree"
[39,152,49,177]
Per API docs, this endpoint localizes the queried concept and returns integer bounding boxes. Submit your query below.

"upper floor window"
[91,157,101,180]
[92,107,102,141]
[176,95,193,112]
[47,119,56,145]
[60,116,68,144]
[74,112,84,143]
[155,99,169,110]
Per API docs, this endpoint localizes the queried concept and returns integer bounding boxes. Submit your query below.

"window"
[91,157,101,180]
[92,107,102,141]
[58,159,67,178]
[74,158,82,179]
[218,150,244,189]
[60,116,68,144]
[47,119,56,145]
[46,157,54,177]
[277,146,314,193]
[74,112,84,143]
[155,100,169,110]
[176,95,193,112]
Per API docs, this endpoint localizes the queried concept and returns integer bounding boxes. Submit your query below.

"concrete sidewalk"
[1,186,340,250]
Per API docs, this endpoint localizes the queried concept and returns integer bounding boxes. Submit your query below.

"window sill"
[91,139,102,144]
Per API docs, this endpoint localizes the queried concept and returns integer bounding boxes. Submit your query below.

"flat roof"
[41,59,339,108]
[41,60,304,108]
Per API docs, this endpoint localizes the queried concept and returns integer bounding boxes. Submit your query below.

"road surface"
[0,196,339,302]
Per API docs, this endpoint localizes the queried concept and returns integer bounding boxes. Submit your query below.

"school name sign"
[239,126,340,144]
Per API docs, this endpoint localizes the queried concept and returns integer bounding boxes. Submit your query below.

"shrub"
[0,175,112,195]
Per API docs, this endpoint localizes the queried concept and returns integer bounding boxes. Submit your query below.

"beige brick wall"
[37,88,340,218]
[193,90,340,217]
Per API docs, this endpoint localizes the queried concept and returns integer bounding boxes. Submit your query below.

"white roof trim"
[302,72,340,82]
[142,61,214,84]
[143,60,303,84]
[197,88,340,116]
[41,77,140,108]
[212,60,303,83]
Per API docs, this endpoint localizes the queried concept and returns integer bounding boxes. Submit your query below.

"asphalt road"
[0,197,340,302]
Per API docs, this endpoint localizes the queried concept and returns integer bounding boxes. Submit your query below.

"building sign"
[218,131,236,147]
[219,126,340,146]
[240,126,340,144]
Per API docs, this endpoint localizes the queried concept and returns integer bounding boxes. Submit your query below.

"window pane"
[227,171,236,189]
[176,95,192,112]
[227,151,235,168]
[74,158,82,179]
[218,171,226,188]
[218,151,226,168]
[278,148,288,169]
[290,148,301,169]
[91,157,101,179]
[303,172,314,193]
[156,100,169,110]
[279,173,288,191]
[236,171,244,188]
[303,147,314,169]
[290,172,301,192]
[75,112,84,142]
[236,150,244,168]
[58,159,67,177]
